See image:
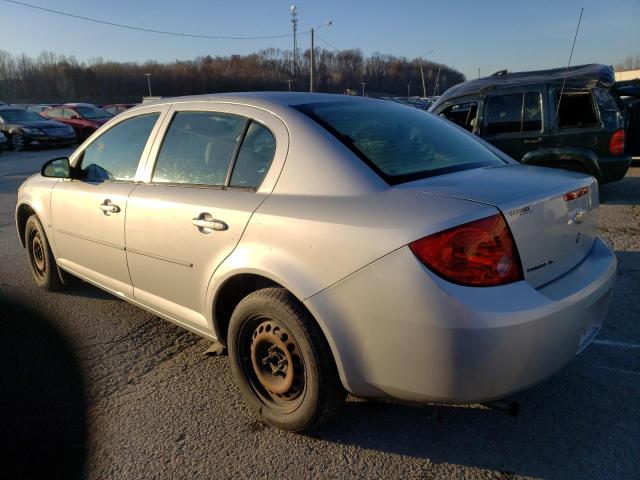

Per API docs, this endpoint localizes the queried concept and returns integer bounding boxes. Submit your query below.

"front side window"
[295,100,505,184]
[440,102,478,132]
[79,113,159,182]
[229,122,276,188]
[153,111,246,185]
[61,109,76,119]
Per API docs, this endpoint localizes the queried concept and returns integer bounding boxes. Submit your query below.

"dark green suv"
[430,64,633,183]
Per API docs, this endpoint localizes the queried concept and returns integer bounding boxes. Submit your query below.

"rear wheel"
[25,215,65,291]
[228,288,345,432]
[11,132,25,152]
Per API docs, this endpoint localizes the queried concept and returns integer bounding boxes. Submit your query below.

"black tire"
[228,287,345,432]
[24,215,65,291]
[11,132,25,152]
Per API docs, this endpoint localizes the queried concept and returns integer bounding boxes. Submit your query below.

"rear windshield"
[294,100,505,184]
[76,106,112,119]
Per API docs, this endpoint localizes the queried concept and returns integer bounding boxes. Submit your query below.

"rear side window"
[80,113,159,182]
[295,100,505,184]
[556,91,599,129]
[440,102,478,132]
[485,92,543,134]
[485,93,522,134]
[229,122,276,188]
[153,111,247,186]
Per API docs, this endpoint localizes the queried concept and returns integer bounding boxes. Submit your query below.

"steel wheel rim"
[29,230,46,279]
[238,315,306,413]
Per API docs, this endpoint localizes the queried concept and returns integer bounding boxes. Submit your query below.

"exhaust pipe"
[482,399,520,417]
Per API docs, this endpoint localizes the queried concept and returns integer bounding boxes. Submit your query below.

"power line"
[315,34,340,52]
[3,0,297,40]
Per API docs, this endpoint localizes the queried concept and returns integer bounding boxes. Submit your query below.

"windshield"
[76,106,112,119]
[0,109,49,123]
[295,100,505,184]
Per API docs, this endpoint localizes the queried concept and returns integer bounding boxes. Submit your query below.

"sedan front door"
[51,108,165,296]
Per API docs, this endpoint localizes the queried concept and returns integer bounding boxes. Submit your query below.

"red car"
[102,103,137,115]
[41,105,113,141]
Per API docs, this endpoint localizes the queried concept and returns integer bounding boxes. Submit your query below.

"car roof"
[432,63,615,109]
[136,91,366,112]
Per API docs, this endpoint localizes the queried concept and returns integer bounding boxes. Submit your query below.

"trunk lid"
[400,164,598,288]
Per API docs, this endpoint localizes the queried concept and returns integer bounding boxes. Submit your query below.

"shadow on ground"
[599,174,640,206]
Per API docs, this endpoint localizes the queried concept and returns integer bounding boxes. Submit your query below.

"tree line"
[0,48,465,104]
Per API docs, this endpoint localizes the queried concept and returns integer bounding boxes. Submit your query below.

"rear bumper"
[306,236,616,402]
[597,155,631,183]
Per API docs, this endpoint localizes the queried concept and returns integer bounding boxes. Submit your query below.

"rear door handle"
[192,213,228,233]
[99,199,121,215]
[523,138,542,144]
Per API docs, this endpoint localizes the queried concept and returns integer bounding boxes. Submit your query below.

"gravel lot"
[1,147,638,479]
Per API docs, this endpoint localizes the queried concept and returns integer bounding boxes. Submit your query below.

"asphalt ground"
[1,147,638,479]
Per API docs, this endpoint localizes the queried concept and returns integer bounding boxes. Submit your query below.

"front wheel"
[11,132,25,152]
[228,288,345,432]
[25,215,65,291]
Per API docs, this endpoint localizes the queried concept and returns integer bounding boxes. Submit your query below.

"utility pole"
[310,28,315,92]
[419,59,427,98]
[287,79,293,92]
[478,67,481,78]
[407,84,410,97]
[291,4,298,77]
[144,73,152,96]
[361,82,366,96]
[433,65,441,96]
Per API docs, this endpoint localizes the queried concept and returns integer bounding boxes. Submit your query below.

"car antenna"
[554,7,584,124]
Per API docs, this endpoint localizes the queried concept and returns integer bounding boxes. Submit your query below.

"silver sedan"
[16,93,616,431]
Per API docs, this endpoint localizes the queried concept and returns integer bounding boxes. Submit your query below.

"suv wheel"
[11,132,24,152]
[228,287,345,432]
[25,215,65,291]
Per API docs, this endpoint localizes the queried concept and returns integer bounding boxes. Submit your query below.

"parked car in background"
[0,107,76,151]
[16,92,615,431]
[102,103,137,115]
[42,105,112,141]
[430,64,634,183]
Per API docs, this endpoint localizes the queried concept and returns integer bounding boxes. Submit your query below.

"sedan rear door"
[124,102,287,331]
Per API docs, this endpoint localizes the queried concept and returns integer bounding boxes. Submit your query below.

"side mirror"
[41,157,72,178]
[70,115,80,120]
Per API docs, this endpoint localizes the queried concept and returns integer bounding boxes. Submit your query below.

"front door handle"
[192,213,228,233]
[99,199,121,215]
[523,137,542,144]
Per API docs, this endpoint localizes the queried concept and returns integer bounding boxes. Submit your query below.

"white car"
[16,93,616,431]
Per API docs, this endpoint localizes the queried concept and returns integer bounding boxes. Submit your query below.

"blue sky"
[1,0,638,80]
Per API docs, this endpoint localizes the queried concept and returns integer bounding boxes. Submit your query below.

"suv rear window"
[556,91,599,129]
[294,100,505,185]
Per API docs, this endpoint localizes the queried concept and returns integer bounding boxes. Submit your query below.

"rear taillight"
[609,129,625,156]
[409,214,522,287]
